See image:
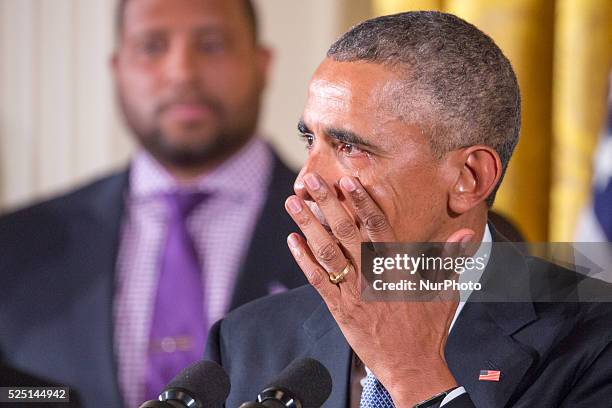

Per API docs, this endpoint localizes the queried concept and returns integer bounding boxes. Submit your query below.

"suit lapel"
[445,302,536,407]
[66,171,128,406]
[303,301,352,408]
[445,223,538,407]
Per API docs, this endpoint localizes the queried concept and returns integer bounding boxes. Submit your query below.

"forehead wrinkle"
[308,77,353,112]
[306,60,425,155]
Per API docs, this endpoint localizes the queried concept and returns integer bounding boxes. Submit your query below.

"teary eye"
[339,143,366,157]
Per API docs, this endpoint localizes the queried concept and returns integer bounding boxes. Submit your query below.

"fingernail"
[340,176,357,192]
[287,197,302,213]
[287,234,300,248]
[460,234,474,250]
[304,174,321,190]
[294,177,304,189]
[288,234,302,257]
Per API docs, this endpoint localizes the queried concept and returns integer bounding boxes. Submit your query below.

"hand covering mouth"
[305,201,334,235]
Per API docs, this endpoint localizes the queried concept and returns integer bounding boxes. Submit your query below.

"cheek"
[123,86,156,122]
[118,68,159,109]
[361,174,396,213]
[339,157,371,178]
[356,164,446,240]
[119,60,157,90]
[200,60,260,97]
[350,170,397,235]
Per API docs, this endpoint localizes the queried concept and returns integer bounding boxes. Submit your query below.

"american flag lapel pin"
[479,370,501,382]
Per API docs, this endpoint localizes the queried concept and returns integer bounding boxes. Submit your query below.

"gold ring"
[329,262,352,284]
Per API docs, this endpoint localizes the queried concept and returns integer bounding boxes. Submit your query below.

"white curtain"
[0,0,131,210]
[0,0,370,211]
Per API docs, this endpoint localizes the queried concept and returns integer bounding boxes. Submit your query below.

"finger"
[442,228,476,279]
[445,228,476,254]
[287,233,339,300]
[434,229,475,302]
[285,195,351,278]
[339,176,395,242]
[302,173,360,252]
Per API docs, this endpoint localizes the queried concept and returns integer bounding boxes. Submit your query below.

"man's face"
[296,59,453,242]
[113,0,269,169]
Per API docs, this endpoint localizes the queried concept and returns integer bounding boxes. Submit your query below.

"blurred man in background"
[0,0,305,406]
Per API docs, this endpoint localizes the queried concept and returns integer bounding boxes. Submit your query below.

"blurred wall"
[0,0,126,209]
[0,0,370,210]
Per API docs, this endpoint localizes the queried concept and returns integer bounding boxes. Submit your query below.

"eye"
[198,37,226,54]
[299,133,315,150]
[339,143,367,158]
[138,37,167,56]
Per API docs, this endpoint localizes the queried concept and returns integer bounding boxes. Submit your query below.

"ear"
[110,51,119,78]
[256,45,273,88]
[448,145,502,214]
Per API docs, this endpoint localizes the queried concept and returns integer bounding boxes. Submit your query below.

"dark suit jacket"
[0,361,82,407]
[206,228,612,407]
[0,151,306,407]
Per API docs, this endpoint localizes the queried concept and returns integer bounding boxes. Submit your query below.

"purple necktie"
[144,191,207,399]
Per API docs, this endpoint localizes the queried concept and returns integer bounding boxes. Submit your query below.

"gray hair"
[328,11,521,206]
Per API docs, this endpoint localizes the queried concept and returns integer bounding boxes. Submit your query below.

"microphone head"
[163,360,230,408]
[261,358,332,408]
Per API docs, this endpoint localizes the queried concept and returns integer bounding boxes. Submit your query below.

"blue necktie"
[360,372,396,408]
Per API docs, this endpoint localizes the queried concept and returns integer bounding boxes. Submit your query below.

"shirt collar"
[452,223,492,323]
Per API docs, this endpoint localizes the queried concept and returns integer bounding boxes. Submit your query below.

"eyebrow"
[128,23,227,38]
[297,119,311,135]
[297,118,380,150]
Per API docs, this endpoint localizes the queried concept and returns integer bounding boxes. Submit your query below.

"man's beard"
[140,123,254,169]
[118,91,259,170]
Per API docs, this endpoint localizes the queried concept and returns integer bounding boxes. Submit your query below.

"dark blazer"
[206,228,612,408]
[0,151,306,408]
[0,361,82,407]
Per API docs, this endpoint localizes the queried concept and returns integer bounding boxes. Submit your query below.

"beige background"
[0,0,370,210]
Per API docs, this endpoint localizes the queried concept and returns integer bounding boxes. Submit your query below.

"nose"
[164,41,198,86]
[294,149,341,202]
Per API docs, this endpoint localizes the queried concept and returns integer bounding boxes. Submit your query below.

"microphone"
[239,357,332,408]
[139,360,230,408]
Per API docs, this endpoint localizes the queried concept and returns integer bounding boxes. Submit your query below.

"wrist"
[384,361,457,406]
